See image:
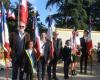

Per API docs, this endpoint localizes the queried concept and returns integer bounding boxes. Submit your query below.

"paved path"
[0,62,100,80]
[57,62,100,80]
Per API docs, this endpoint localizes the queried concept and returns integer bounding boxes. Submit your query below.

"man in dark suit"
[80,30,89,74]
[97,42,100,62]
[37,30,50,80]
[47,31,62,80]
[10,22,30,80]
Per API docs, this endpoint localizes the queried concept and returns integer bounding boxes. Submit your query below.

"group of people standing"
[9,22,92,80]
[62,29,91,80]
[9,22,62,80]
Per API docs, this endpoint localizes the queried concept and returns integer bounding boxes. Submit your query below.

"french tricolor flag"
[87,16,93,52]
[11,12,16,20]
[1,3,10,55]
[87,31,93,52]
[47,15,54,58]
[7,9,16,20]
[7,9,12,18]
[34,16,41,61]
[20,0,28,25]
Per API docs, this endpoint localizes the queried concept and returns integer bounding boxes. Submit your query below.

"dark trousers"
[97,51,100,62]
[64,60,70,78]
[26,73,33,80]
[12,58,24,80]
[37,58,46,80]
[47,57,58,79]
[80,54,88,73]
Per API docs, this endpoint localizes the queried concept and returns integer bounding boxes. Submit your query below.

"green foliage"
[92,0,100,31]
[46,0,96,30]
[0,0,10,9]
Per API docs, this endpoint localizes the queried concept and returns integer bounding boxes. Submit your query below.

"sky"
[11,0,57,26]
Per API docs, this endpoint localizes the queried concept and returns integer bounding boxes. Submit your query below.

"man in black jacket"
[97,42,100,62]
[47,31,62,80]
[80,30,89,74]
[10,22,30,80]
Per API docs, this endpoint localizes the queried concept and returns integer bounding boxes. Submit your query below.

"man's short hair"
[84,30,89,34]
[53,31,59,36]
[40,27,48,34]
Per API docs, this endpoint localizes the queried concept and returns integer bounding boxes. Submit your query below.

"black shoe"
[71,70,74,75]
[52,77,59,80]
[0,68,4,71]
[84,72,87,75]
[72,70,77,75]
[74,71,77,75]
[80,71,83,74]
[64,76,69,79]
[48,78,52,80]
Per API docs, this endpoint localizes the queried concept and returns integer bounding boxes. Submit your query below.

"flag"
[47,16,54,58]
[34,16,41,60]
[1,3,10,54]
[87,31,93,52]
[20,0,28,25]
[11,12,16,20]
[7,9,16,20]
[7,4,16,20]
[0,10,2,43]
[32,16,35,30]
[0,10,2,17]
[87,16,93,52]
[0,9,1,23]
[7,9,12,18]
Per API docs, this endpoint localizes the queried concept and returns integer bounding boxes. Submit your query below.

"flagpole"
[89,14,93,75]
[49,7,54,58]
[1,2,9,80]
[33,8,40,61]
[18,0,20,27]
[32,10,37,49]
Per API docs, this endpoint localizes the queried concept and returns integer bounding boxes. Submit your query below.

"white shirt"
[18,31,25,40]
[40,40,45,56]
[67,45,71,48]
[76,36,80,45]
[70,36,76,48]
[26,49,32,55]
[84,36,88,42]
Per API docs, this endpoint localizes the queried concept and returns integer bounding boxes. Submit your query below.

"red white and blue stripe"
[1,3,10,53]
[47,16,54,58]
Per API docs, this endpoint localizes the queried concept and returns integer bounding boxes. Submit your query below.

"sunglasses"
[19,26,25,28]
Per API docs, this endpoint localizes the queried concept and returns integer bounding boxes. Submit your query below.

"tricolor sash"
[25,50,36,73]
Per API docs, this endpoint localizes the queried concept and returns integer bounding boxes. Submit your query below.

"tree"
[46,0,66,27]
[92,0,100,31]
[0,0,10,9]
[46,0,95,30]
